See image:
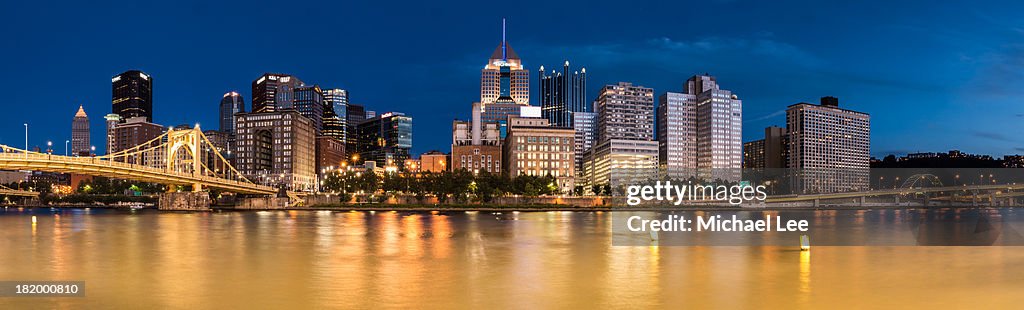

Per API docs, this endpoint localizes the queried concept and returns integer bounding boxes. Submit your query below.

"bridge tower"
[166,125,204,192]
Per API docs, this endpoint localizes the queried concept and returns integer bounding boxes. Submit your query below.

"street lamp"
[90,145,96,157]
[65,140,70,156]
[46,141,52,155]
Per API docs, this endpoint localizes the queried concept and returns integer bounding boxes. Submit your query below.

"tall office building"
[787,97,870,194]
[219,91,245,152]
[104,113,121,155]
[583,82,659,193]
[112,70,153,122]
[657,92,697,180]
[219,92,245,135]
[572,111,596,174]
[481,19,529,106]
[658,75,742,181]
[477,19,530,138]
[503,116,576,193]
[742,126,787,169]
[251,73,304,113]
[322,103,346,147]
[346,103,366,156]
[595,82,654,142]
[538,61,587,127]
[71,105,90,156]
[355,112,413,167]
[323,88,348,142]
[293,85,325,133]
[234,110,316,191]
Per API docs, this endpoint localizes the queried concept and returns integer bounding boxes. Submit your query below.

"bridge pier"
[158,192,211,211]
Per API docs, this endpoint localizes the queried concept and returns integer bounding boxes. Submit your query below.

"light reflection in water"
[0,209,1022,308]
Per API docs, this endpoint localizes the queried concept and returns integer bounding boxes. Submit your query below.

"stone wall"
[234,197,292,210]
[158,192,211,211]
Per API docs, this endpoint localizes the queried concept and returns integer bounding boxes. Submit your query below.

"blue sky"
[2,0,1023,157]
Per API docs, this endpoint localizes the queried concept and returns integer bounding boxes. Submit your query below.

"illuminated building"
[503,116,576,193]
[251,73,304,113]
[235,110,317,191]
[787,96,870,194]
[538,61,587,127]
[355,112,412,167]
[316,136,345,175]
[219,91,245,151]
[452,102,502,174]
[657,75,743,181]
[583,82,659,193]
[323,88,348,143]
[293,85,325,133]
[71,105,90,156]
[419,151,449,173]
[111,70,153,122]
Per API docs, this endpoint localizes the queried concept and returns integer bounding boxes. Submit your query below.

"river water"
[1,207,1022,309]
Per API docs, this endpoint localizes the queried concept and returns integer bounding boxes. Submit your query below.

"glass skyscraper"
[111,70,153,122]
[538,61,587,128]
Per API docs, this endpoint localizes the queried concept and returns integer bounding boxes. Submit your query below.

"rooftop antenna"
[502,18,507,61]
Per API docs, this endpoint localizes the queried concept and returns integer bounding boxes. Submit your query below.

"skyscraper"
[477,19,530,138]
[219,91,245,152]
[572,111,596,175]
[657,92,697,179]
[251,73,304,113]
[104,113,121,155]
[219,92,245,135]
[658,75,743,181]
[538,61,587,127]
[346,103,366,155]
[71,105,90,156]
[690,75,743,181]
[293,85,325,133]
[355,112,413,167]
[787,97,870,194]
[481,19,529,106]
[595,82,654,142]
[323,88,349,142]
[112,70,153,122]
[583,82,659,193]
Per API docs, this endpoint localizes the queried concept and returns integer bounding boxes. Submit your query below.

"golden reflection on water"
[0,210,1023,309]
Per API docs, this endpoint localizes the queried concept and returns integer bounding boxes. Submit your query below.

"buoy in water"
[31,215,37,224]
[800,235,811,251]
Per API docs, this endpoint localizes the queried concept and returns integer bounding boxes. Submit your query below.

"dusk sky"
[3,0,1023,157]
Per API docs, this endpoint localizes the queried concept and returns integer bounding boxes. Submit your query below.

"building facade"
[572,111,596,175]
[346,103,366,154]
[538,61,587,127]
[688,75,743,182]
[657,92,697,180]
[503,116,575,193]
[112,70,153,122]
[595,82,654,142]
[251,73,304,113]
[72,105,90,156]
[110,116,166,165]
[581,139,660,194]
[219,91,245,152]
[419,151,449,173]
[355,112,413,167]
[323,88,348,143]
[316,136,346,175]
[787,97,870,194]
[234,110,317,191]
[104,113,121,155]
[293,85,325,133]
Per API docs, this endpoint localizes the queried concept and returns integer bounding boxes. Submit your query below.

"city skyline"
[3,0,1024,157]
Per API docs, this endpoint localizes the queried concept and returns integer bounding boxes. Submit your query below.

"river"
[1,207,1022,309]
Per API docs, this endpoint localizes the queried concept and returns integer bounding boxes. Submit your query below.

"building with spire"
[477,18,531,138]
[72,105,90,156]
[538,61,587,128]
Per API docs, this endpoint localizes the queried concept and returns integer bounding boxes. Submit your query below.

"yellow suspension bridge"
[0,126,276,195]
